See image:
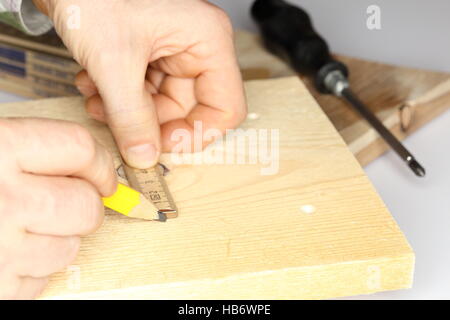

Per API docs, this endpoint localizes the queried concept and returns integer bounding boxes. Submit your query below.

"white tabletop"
[2,0,450,299]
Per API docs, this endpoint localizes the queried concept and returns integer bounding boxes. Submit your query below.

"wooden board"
[236,30,450,166]
[0,77,414,299]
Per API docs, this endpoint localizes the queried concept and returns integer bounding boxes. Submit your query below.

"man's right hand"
[0,118,117,299]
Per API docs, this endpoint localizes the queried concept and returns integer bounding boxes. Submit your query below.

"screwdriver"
[251,0,426,177]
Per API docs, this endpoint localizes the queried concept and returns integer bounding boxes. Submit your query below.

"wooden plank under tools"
[0,77,414,299]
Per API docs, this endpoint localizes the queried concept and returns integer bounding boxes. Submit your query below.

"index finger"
[1,118,117,197]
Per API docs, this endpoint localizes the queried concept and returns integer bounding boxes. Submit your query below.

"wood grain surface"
[0,77,414,299]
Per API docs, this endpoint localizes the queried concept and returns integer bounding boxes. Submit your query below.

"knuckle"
[209,6,233,34]
[78,183,104,234]
[40,237,80,274]
[227,105,248,127]
[36,183,59,218]
[63,237,81,265]
[74,70,89,88]
[70,124,97,169]
[106,100,154,130]
[98,153,117,197]
[235,106,248,125]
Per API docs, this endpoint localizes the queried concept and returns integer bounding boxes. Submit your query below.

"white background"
[213,0,450,72]
[1,0,449,299]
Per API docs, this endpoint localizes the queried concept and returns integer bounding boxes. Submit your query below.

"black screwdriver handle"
[251,0,427,177]
[251,0,348,93]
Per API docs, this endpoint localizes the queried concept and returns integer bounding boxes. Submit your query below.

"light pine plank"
[0,77,414,299]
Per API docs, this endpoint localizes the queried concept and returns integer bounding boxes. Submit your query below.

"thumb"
[92,57,161,169]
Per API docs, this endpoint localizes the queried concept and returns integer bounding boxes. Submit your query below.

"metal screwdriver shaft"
[322,69,426,177]
[341,89,426,177]
[252,0,426,177]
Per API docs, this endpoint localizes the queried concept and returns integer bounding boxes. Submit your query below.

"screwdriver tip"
[408,159,426,178]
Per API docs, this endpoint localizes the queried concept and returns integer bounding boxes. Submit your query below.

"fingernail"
[126,144,159,169]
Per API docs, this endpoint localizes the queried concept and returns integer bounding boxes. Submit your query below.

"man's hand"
[0,119,117,299]
[34,0,247,169]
